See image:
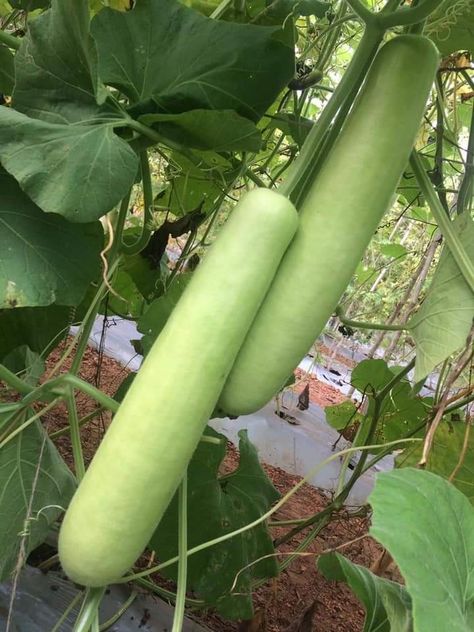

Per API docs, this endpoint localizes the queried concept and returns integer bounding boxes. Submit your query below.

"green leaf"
[106,269,147,319]
[150,428,279,620]
[426,0,474,55]
[137,274,192,354]
[325,401,363,431]
[349,360,427,452]
[268,112,313,148]
[0,107,138,222]
[0,306,71,361]
[0,170,103,307]
[162,151,237,217]
[92,0,294,121]
[370,468,474,632]
[379,243,407,259]
[2,346,45,387]
[0,421,76,581]
[139,109,261,152]
[0,44,14,94]
[13,0,101,124]
[406,206,431,223]
[355,263,376,286]
[396,420,474,503]
[351,359,395,395]
[409,214,474,382]
[318,552,412,632]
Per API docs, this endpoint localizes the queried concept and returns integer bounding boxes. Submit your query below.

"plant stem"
[0,363,34,394]
[344,0,376,26]
[66,386,86,481]
[99,591,137,631]
[377,0,444,28]
[335,305,407,331]
[410,151,474,294]
[457,101,474,215]
[445,391,474,415]
[133,578,204,607]
[121,151,153,255]
[73,588,106,632]
[0,398,61,449]
[280,25,383,205]
[171,476,188,632]
[210,0,233,19]
[0,27,20,50]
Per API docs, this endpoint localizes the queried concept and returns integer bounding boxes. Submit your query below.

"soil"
[39,339,395,632]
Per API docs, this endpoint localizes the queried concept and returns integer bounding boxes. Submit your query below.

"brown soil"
[40,341,392,632]
[293,368,347,408]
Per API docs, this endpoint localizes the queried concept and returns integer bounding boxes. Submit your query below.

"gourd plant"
[0,1,473,631]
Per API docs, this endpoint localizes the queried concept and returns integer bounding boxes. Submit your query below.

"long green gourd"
[58,188,298,586]
[218,35,440,416]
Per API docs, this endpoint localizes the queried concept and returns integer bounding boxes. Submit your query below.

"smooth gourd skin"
[219,35,440,416]
[58,189,298,587]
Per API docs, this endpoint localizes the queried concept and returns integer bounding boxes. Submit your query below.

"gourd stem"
[456,102,474,215]
[377,0,444,28]
[0,363,34,394]
[121,151,153,255]
[73,588,106,632]
[0,398,61,450]
[345,0,376,26]
[410,151,474,294]
[171,476,188,632]
[279,25,383,204]
[0,27,20,50]
[210,0,233,19]
[66,386,86,481]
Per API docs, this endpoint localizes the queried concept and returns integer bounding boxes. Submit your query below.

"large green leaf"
[139,109,261,152]
[0,107,138,222]
[318,552,412,632]
[150,428,279,620]
[396,420,474,503]
[0,422,76,581]
[0,306,71,361]
[426,0,474,55]
[370,468,474,632]
[13,0,101,124]
[0,170,102,306]
[409,214,474,383]
[0,44,14,95]
[92,0,294,120]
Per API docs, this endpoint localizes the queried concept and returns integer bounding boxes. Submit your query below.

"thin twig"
[420,335,474,466]
[449,415,472,483]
